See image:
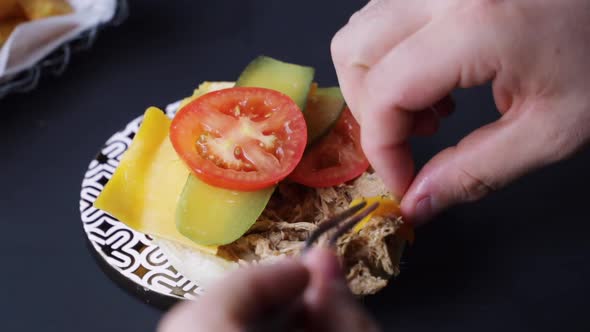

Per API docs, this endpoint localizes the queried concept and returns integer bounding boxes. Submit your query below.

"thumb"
[401,103,562,224]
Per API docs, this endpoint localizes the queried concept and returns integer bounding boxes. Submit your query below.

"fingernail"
[413,196,433,225]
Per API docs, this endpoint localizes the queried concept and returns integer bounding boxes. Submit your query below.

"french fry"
[17,0,73,20]
[0,0,24,20]
[0,0,75,49]
[0,17,25,47]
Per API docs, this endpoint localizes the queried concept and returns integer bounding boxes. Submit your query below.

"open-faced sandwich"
[94,56,413,296]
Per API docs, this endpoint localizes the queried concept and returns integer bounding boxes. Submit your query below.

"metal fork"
[302,200,380,253]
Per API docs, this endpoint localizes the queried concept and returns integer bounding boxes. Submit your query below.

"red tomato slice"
[170,87,307,191]
[289,107,369,187]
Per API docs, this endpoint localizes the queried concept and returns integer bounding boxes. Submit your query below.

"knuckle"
[330,27,358,69]
[330,26,370,70]
[456,167,494,202]
[330,29,347,64]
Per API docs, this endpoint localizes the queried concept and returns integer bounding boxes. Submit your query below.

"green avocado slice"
[236,56,315,112]
[176,175,274,246]
[305,87,346,145]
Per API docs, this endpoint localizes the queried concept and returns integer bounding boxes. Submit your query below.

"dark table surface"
[1,1,589,331]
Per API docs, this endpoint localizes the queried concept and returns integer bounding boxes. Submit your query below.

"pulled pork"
[218,172,407,295]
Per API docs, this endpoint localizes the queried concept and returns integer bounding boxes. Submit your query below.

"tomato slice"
[170,87,307,191]
[289,107,369,187]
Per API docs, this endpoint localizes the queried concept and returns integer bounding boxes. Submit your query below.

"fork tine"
[328,202,379,247]
[303,200,377,253]
[250,201,380,331]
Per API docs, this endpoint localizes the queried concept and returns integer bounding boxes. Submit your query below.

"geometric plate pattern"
[79,101,203,301]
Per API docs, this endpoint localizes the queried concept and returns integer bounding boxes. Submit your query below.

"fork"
[247,200,380,332]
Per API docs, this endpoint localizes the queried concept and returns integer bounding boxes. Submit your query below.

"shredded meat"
[218,172,407,295]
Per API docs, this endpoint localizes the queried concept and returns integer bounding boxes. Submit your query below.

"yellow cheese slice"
[94,107,217,254]
[351,196,401,233]
[178,81,235,110]
[350,196,415,244]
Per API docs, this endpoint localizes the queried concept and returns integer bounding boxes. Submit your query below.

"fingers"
[158,260,309,332]
[331,0,430,119]
[401,102,561,224]
[333,0,590,225]
[206,259,309,324]
[358,11,499,198]
[302,247,348,307]
[158,251,379,332]
[302,248,381,332]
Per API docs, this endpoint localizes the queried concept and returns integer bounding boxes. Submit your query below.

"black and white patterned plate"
[79,100,200,309]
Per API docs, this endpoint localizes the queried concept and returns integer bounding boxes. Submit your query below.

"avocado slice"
[176,174,274,246]
[236,56,315,112]
[304,87,346,145]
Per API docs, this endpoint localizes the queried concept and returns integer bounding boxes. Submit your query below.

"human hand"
[332,0,590,223]
[157,248,380,332]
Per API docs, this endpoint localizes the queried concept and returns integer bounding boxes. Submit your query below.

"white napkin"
[0,0,116,79]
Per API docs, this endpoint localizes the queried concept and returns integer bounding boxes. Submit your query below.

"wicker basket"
[0,0,129,99]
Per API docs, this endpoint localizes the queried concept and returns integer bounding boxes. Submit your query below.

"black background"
[1,1,589,331]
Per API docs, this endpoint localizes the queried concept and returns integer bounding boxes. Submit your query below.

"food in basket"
[0,0,23,20]
[18,0,73,20]
[0,17,24,45]
[0,0,73,47]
